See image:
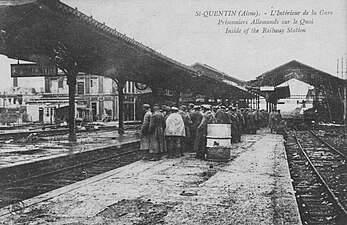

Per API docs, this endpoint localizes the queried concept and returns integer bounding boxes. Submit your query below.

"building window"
[91,80,93,87]
[13,78,18,87]
[58,77,64,88]
[77,82,84,95]
[129,81,134,93]
[99,76,104,93]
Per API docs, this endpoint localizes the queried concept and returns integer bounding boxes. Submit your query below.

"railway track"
[0,144,144,215]
[285,129,347,224]
[0,122,140,142]
[311,127,347,156]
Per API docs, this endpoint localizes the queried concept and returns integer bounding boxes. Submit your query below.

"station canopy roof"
[0,0,257,99]
[190,63,256,99]
[0,0,198,91]
[246,60,347,103]
[247,60,345,90]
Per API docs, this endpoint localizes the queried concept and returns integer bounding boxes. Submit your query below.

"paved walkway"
[0,130,302,224]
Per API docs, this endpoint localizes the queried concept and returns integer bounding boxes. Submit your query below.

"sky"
[0,0,346,91]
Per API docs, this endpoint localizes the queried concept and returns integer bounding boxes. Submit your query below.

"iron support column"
[118,81,125,136]
[257,96,260,110]
[67,70,77,142]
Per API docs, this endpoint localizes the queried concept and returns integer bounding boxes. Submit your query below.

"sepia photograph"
[0,0,346,224]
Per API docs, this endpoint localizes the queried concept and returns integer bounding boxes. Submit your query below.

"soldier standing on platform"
[163,105,171,120]
[140,104,152,158]
[212,105,219,117]
[269,109,277,133]
[254,109,261,131]
[247,109,256,134]
[188,103,195,113]
[259,109,267,128]
[161,105,168,117]
[276,109,283,121]
[215,106,230,124]
[263,110,269,128]
[190,105,203,151]
[227,106,240,143]
[179,105,192,154]
[241,108,248,134]
[148,105,166,161]
[236,108,245,137]
[165,107,186,158]
[274,109,282,133]
[194,105,215,159]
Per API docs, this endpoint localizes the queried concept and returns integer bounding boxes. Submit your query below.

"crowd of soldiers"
[140,103,281,161]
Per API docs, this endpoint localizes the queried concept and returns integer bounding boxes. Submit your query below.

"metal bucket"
[206,124,232,161]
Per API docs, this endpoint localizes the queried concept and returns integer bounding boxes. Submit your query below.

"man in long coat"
[236,109,245,137]
[190,105,203,151]
[165,107,186,158]
[227,106,240,143]
[269,109,277,133]
[179,105,192,154]
[194,105,215,159]
[148,105,166,160]
[254,109,261,131]
[241,108,248,134]
[140,104,152,151]
[215,106,230,124]
[247,109,256,134]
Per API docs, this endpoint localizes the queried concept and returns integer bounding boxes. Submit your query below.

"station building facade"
[0,87,38,125]
[248,60,346,123]
[1,74,151,125]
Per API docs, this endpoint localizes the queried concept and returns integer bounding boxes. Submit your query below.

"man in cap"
[212,105,219,117]
[269,109,277,134]
[254,109,261,131]
[227,106,240,143]
[261,109,269,128]
[190,105,203,150]
[179,105,192,155]
[194,104,215,159]
[140,104,152,158]
[188,103,195,113]
[148,105,166,160]
[163,105,171,120]
[165,107,186,158]
[215,105,230,124]
[241,108,248,134]
[247,108,256,134]
[235,108,245,138]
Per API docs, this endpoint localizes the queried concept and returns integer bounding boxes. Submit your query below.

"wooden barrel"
[206,124,232,161]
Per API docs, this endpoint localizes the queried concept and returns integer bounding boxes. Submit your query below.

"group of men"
[139,103,274,161]
[268,109,284,134]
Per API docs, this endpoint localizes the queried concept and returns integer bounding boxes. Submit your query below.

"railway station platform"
[0,130,302,225]
[0,128,140,169]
